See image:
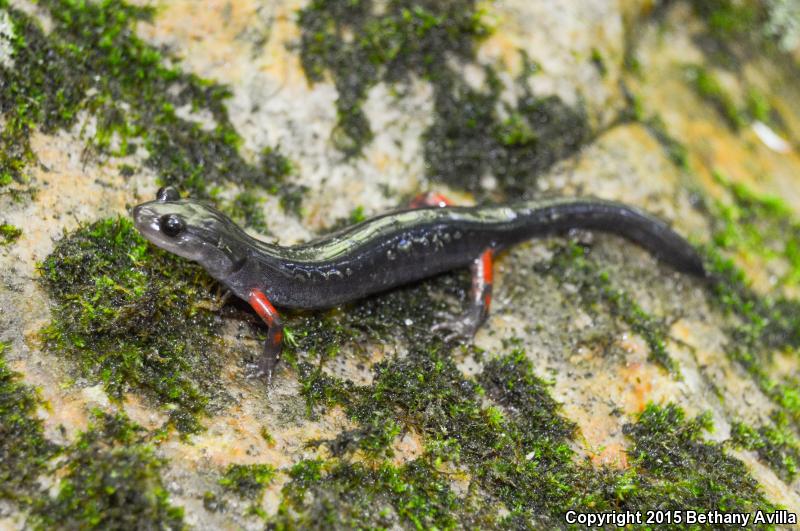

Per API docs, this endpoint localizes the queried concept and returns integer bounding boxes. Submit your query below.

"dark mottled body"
[135,196,703,308]
[133,190,704,381]
[245,200,703,308]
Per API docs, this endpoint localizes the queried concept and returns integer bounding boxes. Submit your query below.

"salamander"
[132,187,705,382]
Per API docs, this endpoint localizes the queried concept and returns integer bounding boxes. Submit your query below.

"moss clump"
[642,114,690,171]
[219,464,276,501]
[479,349,576,452]
[0,222,22,245]
[745,87,772,123]
[298,0,490,157]
[703,248,800,421]
[731,411,800,482]
[474,351,581,524]
[260,426,276,446]
[31,410,184,530]
[621,403,775,518]
[275,459,463,529]
[535,241,680,373]
[283,303,580,526]
[0,341,59,503]
[0,1,297,223]
[40,217,226,433]
[700,176,800,424]
[687,0,762,42]
[423,67,590,196]
[297,0,589,195]
[710,173,800,287]
[280,270,464,414]
[202,491,225,513]
[228,190,269,234]
[684,64,744,131]
[590,47,607,77]
[277,329,776,527]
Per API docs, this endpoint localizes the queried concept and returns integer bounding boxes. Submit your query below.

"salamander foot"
[432,308,484,343]
[258,340,282,387]
[432,249,493,343]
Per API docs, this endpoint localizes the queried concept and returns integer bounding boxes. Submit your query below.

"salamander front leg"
[433,249,494,341]
[248,288,284,385]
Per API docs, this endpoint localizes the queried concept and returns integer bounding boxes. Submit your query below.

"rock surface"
[2,0,800,528]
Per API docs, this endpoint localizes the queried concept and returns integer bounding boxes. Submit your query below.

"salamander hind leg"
[248,289,284,386]
[410,192,493,341]
[408,191,453,208]
[433,249,493,342]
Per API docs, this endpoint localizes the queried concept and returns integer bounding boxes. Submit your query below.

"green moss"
[710,173,800,287]
[745,87,772,123]
[323,206,371,235]
[260,426,276,446]
[479,349,576,448]
[282,297,578,525]
[590,47,607,77]
[731,411,800,482]
[228,190,269,234]
[40,217,227,433]
[219,464,276,500]
[202,491,225,513]
[297,0,589,195]
[643,114,690,171]
[623,46,642,77]
[30,410,184,530]
[536,241,680,373]
[699,176,800,424]
[0,341,59,503]
[276,459,462,529]
[298,0,489,157]
[0,0,297,222]
[276,330,776,526]
[474,350,581,523]
[627,92,645,123]
[703,247,800,421]
[687,0,762,42]
[2,347,182,524]
[620,403,775,518]
[0,222,22,245]
[423,69,589,196]
[684,64,745,131]
[348,205,366,224]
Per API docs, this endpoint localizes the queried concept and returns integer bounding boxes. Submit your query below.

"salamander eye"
[159,214,186,237]
[156,186,180,202]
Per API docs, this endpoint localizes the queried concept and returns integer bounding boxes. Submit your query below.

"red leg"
[472,249,493,324]
[409,191,453,208]
[248,288,284,385]
[409,193,494,339]
[433,248,494,340]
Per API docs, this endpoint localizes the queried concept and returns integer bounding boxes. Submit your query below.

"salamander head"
[132,187,246,279]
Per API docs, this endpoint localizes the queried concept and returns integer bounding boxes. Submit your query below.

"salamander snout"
[132,202,180,243]
[132,204,171,250]
[132,201,202,264]
[132,203,157,235]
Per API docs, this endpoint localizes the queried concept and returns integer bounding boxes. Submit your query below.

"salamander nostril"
[159,214,186,237]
